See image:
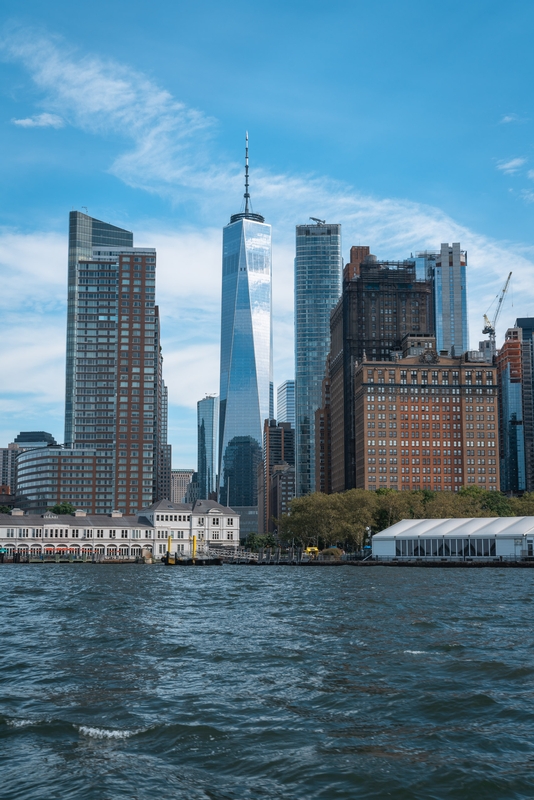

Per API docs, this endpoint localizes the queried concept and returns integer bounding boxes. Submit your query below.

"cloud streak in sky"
[12,112,64,127]
[496,157,527,175]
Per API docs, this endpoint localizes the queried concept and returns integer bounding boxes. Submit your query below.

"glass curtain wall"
[218,218,273,507]
[295,223,341,496]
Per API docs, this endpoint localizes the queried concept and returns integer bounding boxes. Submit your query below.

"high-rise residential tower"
[276,380,295,428]
[197,394,219,499]
[218,136,273,533]
[64,211,170,514]
[417,243,468,356]
[295,220,342,496]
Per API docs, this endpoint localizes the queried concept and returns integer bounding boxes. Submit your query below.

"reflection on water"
[1,565,534,799]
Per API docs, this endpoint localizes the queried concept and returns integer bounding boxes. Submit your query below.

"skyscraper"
[218,136,273,532]
[328,247,433,492]
[260,419,295,533]
[197,394,219,499]
[276,380,295,428]
[64,211,170,514]
[496,327,526,493]
[417,243,468,356]
[294,220,342,496]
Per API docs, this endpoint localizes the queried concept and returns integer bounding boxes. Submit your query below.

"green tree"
[0,505,11,514]
[50,502,76,515]
[510,492,534,516]
[245,533,277,551]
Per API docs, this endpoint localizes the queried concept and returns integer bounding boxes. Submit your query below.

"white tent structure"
[372,517,534,561]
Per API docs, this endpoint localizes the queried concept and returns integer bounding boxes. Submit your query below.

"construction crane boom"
[482,271,512,359]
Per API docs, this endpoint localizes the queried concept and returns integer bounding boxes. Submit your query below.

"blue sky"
[1,0,534,466]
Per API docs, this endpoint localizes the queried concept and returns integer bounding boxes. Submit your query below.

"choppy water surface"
[2,565,534,799]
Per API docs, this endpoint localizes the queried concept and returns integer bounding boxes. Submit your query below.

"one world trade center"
[218,135,273,531]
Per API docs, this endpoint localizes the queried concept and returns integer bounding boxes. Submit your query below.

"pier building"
[0,499,239,560]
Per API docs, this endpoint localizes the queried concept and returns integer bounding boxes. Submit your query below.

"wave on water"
[6,718,40,728]
[77,725,137,739]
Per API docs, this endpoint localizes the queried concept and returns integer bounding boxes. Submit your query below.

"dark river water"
[1,565,534,799]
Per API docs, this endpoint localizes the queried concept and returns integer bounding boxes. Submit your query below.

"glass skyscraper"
[416,243,468,356]
[197,394,219,500]
[218,137,273,519]
[295,221,342,496]
[277,380,295,428]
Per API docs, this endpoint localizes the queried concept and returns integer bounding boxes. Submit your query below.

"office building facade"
[64,211,170,514]
[417,243,468,356]
[218,138,273,528]
[295,221,342,496]
[328,247,433,492]
[197,394,218,499]
[276,380,295,428]
[353,347,499,492]
[496,327,526,493]
[16,446,99,513]
[260,419,295,533]
[171,469,195,503]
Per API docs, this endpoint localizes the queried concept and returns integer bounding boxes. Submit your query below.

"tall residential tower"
[218,137,273,533]
[294,221,342,496]
[64,211,170,514]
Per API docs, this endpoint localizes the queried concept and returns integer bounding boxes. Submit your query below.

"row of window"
[395,538,498,557]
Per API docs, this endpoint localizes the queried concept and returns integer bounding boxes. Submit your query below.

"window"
[227,518,233,526]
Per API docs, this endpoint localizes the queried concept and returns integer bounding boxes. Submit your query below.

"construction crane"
[482,271,512,358]
[309,217,326,225]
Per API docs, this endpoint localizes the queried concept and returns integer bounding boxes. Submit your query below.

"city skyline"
[2,3,534,466]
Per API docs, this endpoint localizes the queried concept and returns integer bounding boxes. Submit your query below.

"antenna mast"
[244,132,250,214]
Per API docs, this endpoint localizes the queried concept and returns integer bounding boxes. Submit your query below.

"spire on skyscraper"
[230,133,265,224]
[244,131,250,215]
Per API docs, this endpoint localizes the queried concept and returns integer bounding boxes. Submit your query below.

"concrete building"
[270,464,296,530]
[353,344,499,491]
[64,211,170,515]
[0,498,239,560]
[171,469,195,503]
[315,357,332,494]
[372,517,534,561]
[1,433,58,496]
[260,420,295,533]
[295,221,342,496]
[276,380,295,428]
[15,446,99,513]
[328,247,433,492]
[0,444,20,496]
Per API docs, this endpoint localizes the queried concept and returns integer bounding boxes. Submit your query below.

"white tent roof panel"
[373,517,534,539]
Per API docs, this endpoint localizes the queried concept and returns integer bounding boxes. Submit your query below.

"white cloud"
[496,157,527,175]
[527,170,534,181]
[499,114,520,124]
[12,112,64,128]
[1,26,221,199]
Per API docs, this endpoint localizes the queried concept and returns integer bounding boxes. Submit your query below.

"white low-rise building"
[0,499,239,560]
[372,517,534,561]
